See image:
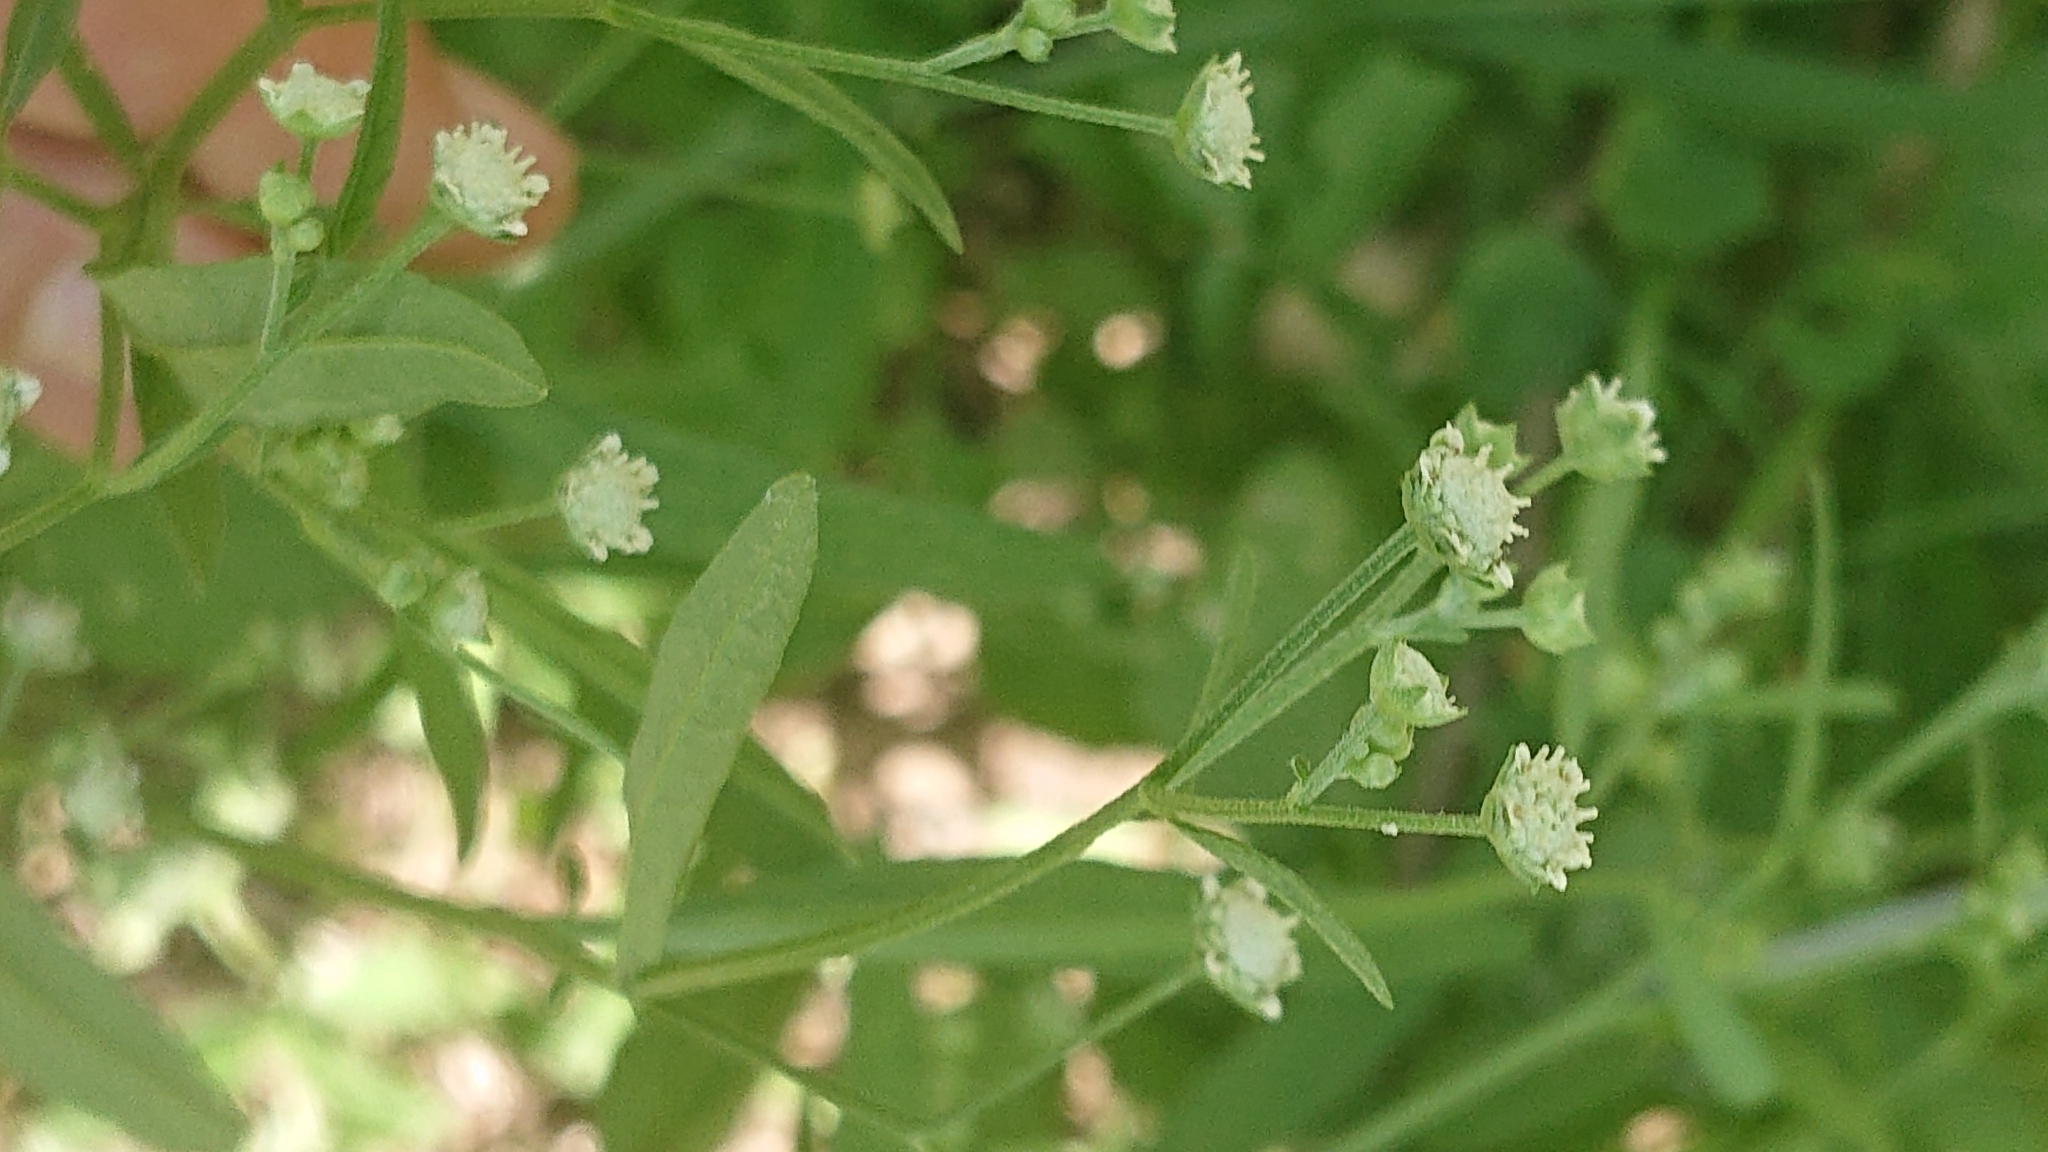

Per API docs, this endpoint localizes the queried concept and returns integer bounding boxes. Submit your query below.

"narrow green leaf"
[131,352,227,588]
[328,0,407,256]
[1175,822,1395,1009]
[103,257,546,425]
[394,623,490,862]
[0,0,77,128]
[680,43,963,253]
[1658,938,1779,1107]
[618,474,818,981]
[0,873,245,1152]
[1194,547,1262,723]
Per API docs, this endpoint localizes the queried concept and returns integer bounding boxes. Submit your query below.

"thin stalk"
[1515,456,1575,497]
[1849,670,2038,809]
[921,12,1114,72]
[89,303,127,473]
[58,40,145,171]
[258,242,299,354]
[546,27,653,120]
[601,4,1173,137]
[3,164,105,225]
[437,498,559,536]
[454,647,626,764]
[1145,788,1486,838]
[0,661,31,741]
[918,960,1200,1136]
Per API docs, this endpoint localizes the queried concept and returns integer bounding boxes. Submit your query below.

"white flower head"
[1108,0,1177,54]
[0,367,43,478]
[1481,744,1596,892]
[559,433,660,562]
[258,62,370,142]
[1172,53,1263,189]
[3,586,89,674]
[431,569,489,645]
[431,122,550,240]
[1198,874,1303,1021]
[1402,423,1531,591]
[1555,374,1667,483]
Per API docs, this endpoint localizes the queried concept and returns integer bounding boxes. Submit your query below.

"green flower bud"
[1173,53,1263,189]
[1451,403,1527,477]
[1807,807,1898,892]
[282,217,326,254]
[258,169,318,229]
[1016,27,1054,62]
[1198,875,1302,1022]
[1555,374,1667,483]
[1108,0,1177,54]
[1518,564,1595,654]
[1402,423,1530,591]
[1481,743,1596,892]
[1370,641,1465,728]
[1020,0,1077,31]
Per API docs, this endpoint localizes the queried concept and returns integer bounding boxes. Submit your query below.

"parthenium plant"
[0,1,1680,1148]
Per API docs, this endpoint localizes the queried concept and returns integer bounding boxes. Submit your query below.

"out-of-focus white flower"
[1198,874,1303,1021]
[258,62,370,142]
[1555,374,1667,482]
[1481,743,1596,892]
[3,586,88,673]
[0,367,43,478]
[1402,423,1530,591]
[431,122,550,240]
[431,569,489,645]
[1172,53,1263,189]
[558,433,660,562]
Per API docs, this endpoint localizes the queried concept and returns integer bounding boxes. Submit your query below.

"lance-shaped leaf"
[102,257,545,426]
[0,0,77,128]
[617,474,817,982]
[1177,821,1395,1009]
[0,873,244,1152]
[395,622,490,863]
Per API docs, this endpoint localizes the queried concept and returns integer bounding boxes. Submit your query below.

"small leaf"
[328,0,407,256]
[681,43,963,254]
[0,0,77,128]
[1176,822,1395,1009]
[617,474,818,982]
[0,873,245,1152]
[394,623,490,862]
[102,257,546,426]
[1658,936,1779,1107]
[131,352,227,588]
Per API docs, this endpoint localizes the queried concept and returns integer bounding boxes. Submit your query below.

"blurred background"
[8,1,2048,1150]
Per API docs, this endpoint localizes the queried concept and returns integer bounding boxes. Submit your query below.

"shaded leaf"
[395,623,489,862]
[103,257,545,426]
[131,351,227,588]
[617,474,818,981]
[0,873,244,1152]
[0,0,76,127]
[1175,822,1395,1008]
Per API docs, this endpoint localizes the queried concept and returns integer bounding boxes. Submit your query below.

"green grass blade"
[0,874,245,1152]
[0,0,77,128]
[1176,822,1395,1009]
[617,474,818,982]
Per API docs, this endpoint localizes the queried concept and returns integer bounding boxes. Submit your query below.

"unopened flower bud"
[558,432,660,562]
[1481,743,1596,892]
[1108,0,1177,54]
[1020,0,1077,31]
[1450,403,1527,477]
[1807,807,1897,891]
[1198,874,1302,1022]
[1402,423,1530,591]
[282,218,325,254]
[1016,27,1054,62]
[258,169,318,229]
[1518,564,1595,654]
[431,122,550,240]
[1370,641,1465,728]
[1555,374,1667,483]
[1172,53,1263,189]
[258,61,369,142]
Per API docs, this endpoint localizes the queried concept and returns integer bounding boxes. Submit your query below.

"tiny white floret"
[3,586,88,674]
[431,122,550,240]
[1198,874,1303,1021]
[559,433,660,562]
[1481,743,1597,892]
[1173,53,1263,189]
[1555,374,1667,483]
[0,367,43,478]
[1402,423,1531,591]
[258,61,370,142]
[432,569,489,645]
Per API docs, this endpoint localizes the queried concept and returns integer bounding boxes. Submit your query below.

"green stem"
[1848,652,2043,810]
[3,164,106,225]
[1779,471,1839,838]
[259,243,298,355]
[601,4,1174,136]
[1515,456,1575,497]
[437,498,560,536]
[546,28,653,120]
[922,29,1014,73]
[57,39,145,171]
[918,960,1200,1135]
[1145,788,1486,838]
[106,214,451,498]
[89,302,127,474]
[0,661,31,740]
[455,647,626,764]
[1323,965,1653,1152]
